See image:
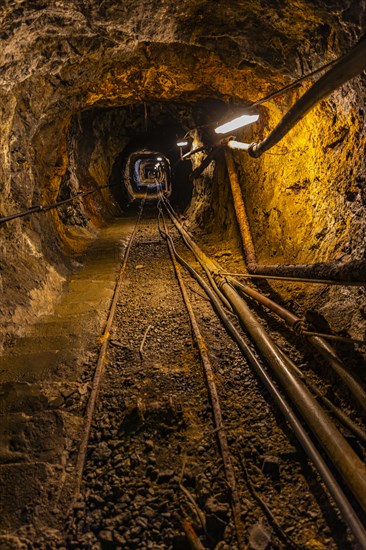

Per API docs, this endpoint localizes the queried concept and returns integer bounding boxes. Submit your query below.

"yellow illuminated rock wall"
[211,80,366,266]
[1,0,365,345]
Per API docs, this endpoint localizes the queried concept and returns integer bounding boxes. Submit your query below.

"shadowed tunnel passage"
[0,2,366,548]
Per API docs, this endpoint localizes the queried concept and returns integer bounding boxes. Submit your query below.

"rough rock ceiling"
[0,0,365,348]
[1,0,365,113]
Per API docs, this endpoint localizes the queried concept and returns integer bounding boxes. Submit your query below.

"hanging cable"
[182,47,349,136]
[249,57,339,108]
[0,182,118,226]
[248,33,366,157]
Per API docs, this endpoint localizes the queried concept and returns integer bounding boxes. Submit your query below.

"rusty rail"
[158,204,245,548]
[73,197,146,500]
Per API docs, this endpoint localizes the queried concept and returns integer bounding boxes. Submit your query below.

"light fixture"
[177,140,188,147]
[227,140,251,151]
[156,156,163,161]
[215,113,259,134]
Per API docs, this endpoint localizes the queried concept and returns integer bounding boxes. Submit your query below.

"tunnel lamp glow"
[227,140,251,151]
[215,113,259,134]
[177,140,188,147]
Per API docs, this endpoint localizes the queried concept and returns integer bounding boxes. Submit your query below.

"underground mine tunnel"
[1,2,366,549]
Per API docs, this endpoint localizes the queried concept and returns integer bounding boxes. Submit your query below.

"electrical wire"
[249,57,339,108]
[0,182,118,226]
[219,272,366,286]
[302,331,366,347]
[185,53,343,135]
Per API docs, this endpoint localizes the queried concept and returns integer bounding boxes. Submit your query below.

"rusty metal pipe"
[220,280,366,514]
[163,199,366,513]
[231,279,300,328]
[231,279,366,413]
[220,272,366,286]
[249,259,366,283]
[225,148,366,283]
[224,151,366,411]
[274,345,366,446]
[162,198,366,545]
[224,149,257,267]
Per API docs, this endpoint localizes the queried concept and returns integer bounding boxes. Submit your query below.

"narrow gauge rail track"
[66,198,366,549]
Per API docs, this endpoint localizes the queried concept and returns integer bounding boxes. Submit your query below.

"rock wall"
[0,0,365,347]
[209,78,366,265]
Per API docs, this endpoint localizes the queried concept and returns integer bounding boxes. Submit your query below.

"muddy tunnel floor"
[0,203,363,549]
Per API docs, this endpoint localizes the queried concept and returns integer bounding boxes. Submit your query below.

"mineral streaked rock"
[0,0,365,344]
[218,82,366,265]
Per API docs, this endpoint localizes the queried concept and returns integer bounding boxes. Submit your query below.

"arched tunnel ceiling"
[1,0,365,214]
[0,1,365,344]
[1,0,365,114]
[0,8,366,542]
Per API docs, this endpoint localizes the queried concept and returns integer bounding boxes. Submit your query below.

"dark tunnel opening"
[130,152,171,197]
[109,126,193,212]
[67,99,233,217]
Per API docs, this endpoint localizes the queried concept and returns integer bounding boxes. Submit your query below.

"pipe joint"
[213,272,227,289]
[247,142,262,158]
[292,319,307,335]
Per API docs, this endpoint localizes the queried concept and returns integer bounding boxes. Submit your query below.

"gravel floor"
[63,203,365,549]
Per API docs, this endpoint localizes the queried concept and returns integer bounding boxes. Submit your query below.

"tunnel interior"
[0,1,366,547]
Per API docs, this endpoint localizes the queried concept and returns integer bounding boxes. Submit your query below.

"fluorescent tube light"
[215,114,259,134]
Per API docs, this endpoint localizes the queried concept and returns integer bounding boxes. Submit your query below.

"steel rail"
[73,197,146,500]
[161,197,366,528]
[161,197,366,548]
[158,203,245,548]
[160,214,300,549]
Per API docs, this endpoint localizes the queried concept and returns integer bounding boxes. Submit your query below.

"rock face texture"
[0,2,365,340]
[1,2,366,547]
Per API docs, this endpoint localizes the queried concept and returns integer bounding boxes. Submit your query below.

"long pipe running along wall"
[228,278,366,413]
[248,33,366,157]
[224,149,366,282]
[161,200,366,547]
[162,199,366,517]
[220,35,366,283]
[224,149,366,412]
